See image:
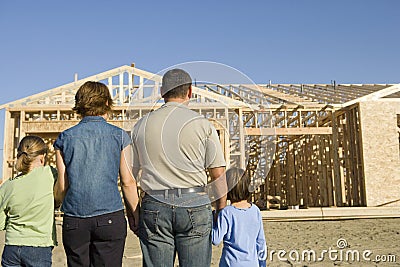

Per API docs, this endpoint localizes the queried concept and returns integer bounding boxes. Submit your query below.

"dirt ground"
[0,218,399,266]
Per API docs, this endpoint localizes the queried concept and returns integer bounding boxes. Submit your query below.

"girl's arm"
[256,212,267,267]
[0,188,6,230]
[212,208,228,245]
[54,150,69,206]
[0,211,6,230]
[0,194,7,230]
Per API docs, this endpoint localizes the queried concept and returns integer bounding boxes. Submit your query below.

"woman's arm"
[54,150,69,206]
[120,145,140,235]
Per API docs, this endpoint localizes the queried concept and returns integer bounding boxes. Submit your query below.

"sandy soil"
[1,218,399,266]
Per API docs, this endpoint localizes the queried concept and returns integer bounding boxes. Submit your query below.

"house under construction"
[1,64,399,208]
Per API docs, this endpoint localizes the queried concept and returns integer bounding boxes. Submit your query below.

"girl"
[212,168,267,267]
[0,135,57,267]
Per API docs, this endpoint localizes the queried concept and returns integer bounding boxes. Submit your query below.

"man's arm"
[120,145,140,235]
[54,150,69,206]
[208,166,227,211]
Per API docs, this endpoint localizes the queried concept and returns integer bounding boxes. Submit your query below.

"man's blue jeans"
[1,245,52,267]
[138,192,212,267]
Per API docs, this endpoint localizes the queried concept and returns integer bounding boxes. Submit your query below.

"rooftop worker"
[132,68,227,267]
[54,81,140,267]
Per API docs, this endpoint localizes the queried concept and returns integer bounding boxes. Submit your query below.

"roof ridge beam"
[0,65,134,109]
[342,84,400,107]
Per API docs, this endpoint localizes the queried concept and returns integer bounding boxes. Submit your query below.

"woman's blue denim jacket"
[54,116,131,217]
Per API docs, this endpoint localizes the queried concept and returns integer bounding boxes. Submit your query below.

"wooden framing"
[1,64,399,208]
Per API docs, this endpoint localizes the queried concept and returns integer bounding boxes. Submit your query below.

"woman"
[54,81,139,267]
[0,135,57,267]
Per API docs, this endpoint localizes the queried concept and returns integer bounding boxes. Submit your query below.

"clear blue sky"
[0,0,399,176]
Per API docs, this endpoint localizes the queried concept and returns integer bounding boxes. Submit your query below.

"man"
[132,68,227,267]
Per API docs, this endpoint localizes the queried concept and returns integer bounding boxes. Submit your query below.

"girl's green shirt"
[0,166,57,247]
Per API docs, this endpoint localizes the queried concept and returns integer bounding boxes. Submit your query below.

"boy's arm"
[120,145,140,235]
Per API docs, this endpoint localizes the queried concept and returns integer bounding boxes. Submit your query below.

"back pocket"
[63,217,79,231]
[187,205,212,237]
[139,210,159,240]
[95,213,127,240]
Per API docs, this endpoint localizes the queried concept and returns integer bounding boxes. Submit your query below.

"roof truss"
[1,65,398,111]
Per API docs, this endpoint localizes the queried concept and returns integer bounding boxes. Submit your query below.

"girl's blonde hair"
[15,136,47,174]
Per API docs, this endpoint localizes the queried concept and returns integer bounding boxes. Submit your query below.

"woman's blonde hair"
[73,81,114,117]
[15,135,47,174]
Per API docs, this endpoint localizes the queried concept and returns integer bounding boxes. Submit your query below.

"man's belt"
[145,186,205,196]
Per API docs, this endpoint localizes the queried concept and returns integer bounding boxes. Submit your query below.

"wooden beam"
[342,84,400,107]
[191,85,248,107]
[228,85,281,105]
[238,108,246,168]
[0,65,137,109]
[331,112,342,206]
[257,87,308,106]
[300,84,347,103]
[245,127,332,135]
[131,67,161,82]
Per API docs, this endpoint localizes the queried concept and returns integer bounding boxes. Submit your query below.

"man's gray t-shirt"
[132,102,226,191]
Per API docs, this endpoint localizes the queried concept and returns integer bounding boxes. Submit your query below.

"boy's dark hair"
[226,167,251,203]
[73,81,114,117]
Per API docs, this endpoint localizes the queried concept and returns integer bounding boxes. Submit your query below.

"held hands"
[127,209,139,235]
